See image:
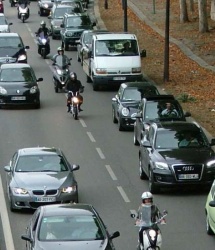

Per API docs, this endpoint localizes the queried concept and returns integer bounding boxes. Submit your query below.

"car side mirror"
[210,138,215,146]
[21,235,33,243]
[112,97,117,102]
[60,23,64,28]
[25,45,30,49]
[71,164,80,171]
[92,21,96,27]
[47,15,52,19]
[37,78,43,82]
[9,23,13,26]
[141,140,151,148]
[184,111,191,117]
[140,49,146,58]
[134,113,142,119]
[209,200,215,207]
[110,231,120,239]
[4,166,11,172]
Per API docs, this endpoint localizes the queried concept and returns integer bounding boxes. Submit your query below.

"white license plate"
[178,174,199,180]
[35,197,56,202]
[113,77,126,80]
[11,96,26,100]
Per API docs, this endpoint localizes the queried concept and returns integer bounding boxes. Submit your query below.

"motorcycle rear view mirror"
[69,58,72,61]
[130,213,136,219]
[163,210,168,215]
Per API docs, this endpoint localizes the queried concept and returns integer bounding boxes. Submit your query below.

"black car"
[61,13,96,50]
[0,33,29,64]
[21,203,120,250]
[111,81,160,131]
[138,121,215,193]
[38,0,54,16]
[0,63,42,108]
[133,95,191,145]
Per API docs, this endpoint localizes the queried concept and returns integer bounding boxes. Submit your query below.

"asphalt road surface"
[0,1,215,250]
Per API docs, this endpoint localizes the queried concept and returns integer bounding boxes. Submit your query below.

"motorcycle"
[52,55,72,93]
[68,87,84,120]
[10,0,18,7]
[36,31,50,59]
[131,208,168,250]
[17,4,29,23]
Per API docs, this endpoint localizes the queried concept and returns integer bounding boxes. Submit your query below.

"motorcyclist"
[17,0,30,18]
[65,72,84,112]
[52,47,71,66]
[136,192,165,249]
[36,21,50,55]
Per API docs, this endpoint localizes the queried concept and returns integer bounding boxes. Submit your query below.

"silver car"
[0,13,13,33]
[4,147,80,212]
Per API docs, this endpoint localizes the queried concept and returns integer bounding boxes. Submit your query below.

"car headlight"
[0,86,7,95]
[18,54,27,61]
[13,188,28,194]
[154,162,169,170]
[121,107,129,116]
[66,32,73,37]
[95,68,107,74]
[42,3,49,8]
[62,186,76,193]
[144,123,150,131]
[207,160,215,167]
[132,67,141,73]
[57,69,63,75]
[53,25,59,29]
[30,86,38,94]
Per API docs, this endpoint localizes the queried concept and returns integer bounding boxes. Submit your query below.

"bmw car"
[205,180,215,235]
[0,63,42,108]
[21,203,120,250]
[4,147,80,211]
[112,81,160,131]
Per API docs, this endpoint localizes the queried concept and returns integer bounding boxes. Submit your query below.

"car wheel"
[77,52,81,62]
[118,119,124,131]
[139,155,148,180]
[93,82,99,91]
[206,215,214,235]
[64,42,69,51]
[112,108,117,123]
[81,54,83,66]
[9,191,16,212]
[149,168,160,194]
[134,130,139,146]
[52,33,56,40]
[34,101,41,109]
[86,74,91,83]
[39,8,43,16]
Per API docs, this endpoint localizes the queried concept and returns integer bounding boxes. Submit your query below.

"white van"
[82,32,146,91]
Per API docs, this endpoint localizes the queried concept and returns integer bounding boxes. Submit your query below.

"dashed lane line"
[96,147,105,159]
[87,132,96,142]
[105,165,117,180]
[79,119,87,127]
[117,186,130,202]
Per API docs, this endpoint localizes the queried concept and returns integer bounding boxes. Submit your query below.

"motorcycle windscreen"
[55,55,70,68]
[138,205,153,227]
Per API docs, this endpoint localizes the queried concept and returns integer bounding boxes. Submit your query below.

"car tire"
[134,130,139,146]
[93,82,99,91]
[9,192,16,212]
[149,168,160,194]
[118,119,124,131]
[206,215,214,235]
[81,54,83,66]
[112,108,117,123]
[52,33,56,40]
[64,42,69,51]
[39,8,43,16]
[34,101,41,109]
[77,52,81,62]
[86,74,91,83]
[139,155,148,180]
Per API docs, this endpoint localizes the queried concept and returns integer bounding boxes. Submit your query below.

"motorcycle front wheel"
[73,106,78,120]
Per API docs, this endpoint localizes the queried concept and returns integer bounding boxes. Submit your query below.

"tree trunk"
[198,0,208,32]
[211,0,215,20]
[189,0,195,12]
[180,0,189,22]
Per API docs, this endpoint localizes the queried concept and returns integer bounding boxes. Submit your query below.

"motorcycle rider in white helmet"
[136,192,165,249]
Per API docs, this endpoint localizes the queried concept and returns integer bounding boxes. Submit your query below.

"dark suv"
[0,33,29,64]
[133,95,191,145]
[60,12,96,50]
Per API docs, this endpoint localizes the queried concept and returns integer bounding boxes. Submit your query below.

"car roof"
[0,33,19,37]
[17,147,62,156]
[0,63,31,69]
[41,203,96,216]
[155,121,201,131]
[120,81,157,89]
[143,94,175,101]
[65,12,87,17]
[93,33,137,40]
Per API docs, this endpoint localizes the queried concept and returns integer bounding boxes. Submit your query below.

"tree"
[211,0,215,20]
[198,0,209,32]
[180,0,189,22]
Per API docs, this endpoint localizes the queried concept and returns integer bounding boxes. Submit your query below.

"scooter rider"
[136,192,165,249]
[17,0,30,18]
[52,47,71,66]
[36,20,50,54]
[65,72,84,112]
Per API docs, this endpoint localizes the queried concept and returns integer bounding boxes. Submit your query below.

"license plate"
[178,174,199,180]
[35,197,56,202]
[113,77,126,80]
[11,96,26,100]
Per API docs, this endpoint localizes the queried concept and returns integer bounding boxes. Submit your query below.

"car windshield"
[61,2,83,11]
[54,7,80,18]
[95,39,139,56]
[155,129,208,149]
[0,37,23,48]
[0,68,35,82]
[39,215,105,241]
[0,16,6,25]
[83,32,92,44]
[122,87,159,101]
[15,155,69,172]
[66,16,91,27]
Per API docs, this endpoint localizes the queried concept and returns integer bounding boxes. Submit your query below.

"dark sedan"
[21,203,120,250]
[0,63,42,108]
[133,95,191,145]
[112,81,160,131]
[38,0,53,16]
[139,121,215,193]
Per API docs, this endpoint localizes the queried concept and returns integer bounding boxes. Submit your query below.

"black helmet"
[40,20,46,28]
[57,46,64,54]
[70,72,77,80]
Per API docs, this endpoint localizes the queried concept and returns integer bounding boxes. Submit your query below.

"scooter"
[10,0,18,7]
[131,209,168,250]
[68,87,84,120]
[17,4,29,23]
[36,32,50,59]
[52,55,72,93]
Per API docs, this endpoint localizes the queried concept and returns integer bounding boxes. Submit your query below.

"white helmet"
[141,192,153,203]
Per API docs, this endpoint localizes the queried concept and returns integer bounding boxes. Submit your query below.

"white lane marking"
[105,165,117,180]
[87,132,96,142]
[96,148,105,159]
[0,175,15,250]
[79,119,87,127]
[117,186,130,202]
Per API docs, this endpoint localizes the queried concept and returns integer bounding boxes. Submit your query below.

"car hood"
[0,47,22,57]
[157,148,214,164]
[52,19,63,26]
[13,172,73,189]
[0,25,9,32]
[65,27,91,32]
[36,240,108,250]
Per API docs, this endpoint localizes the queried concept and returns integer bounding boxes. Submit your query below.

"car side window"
[118,87,123,99]
[31,209,41,239]
[11,153,18,170]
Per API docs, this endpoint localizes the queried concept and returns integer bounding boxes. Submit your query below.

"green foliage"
[177,93,196,103]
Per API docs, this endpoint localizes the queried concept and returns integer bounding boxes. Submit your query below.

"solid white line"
[79,119,87,127]
[0,175,15,250]
[87,132,96,142]
[96,148,105,159]
[117,186,130,202]
[105,165,117,180]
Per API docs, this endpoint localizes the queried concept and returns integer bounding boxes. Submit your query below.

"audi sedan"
[4,147,80,212]
[138,121,215,193]
[0,63,42,108]
[21,203,120,250]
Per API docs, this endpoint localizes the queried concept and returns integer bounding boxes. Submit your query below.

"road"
[0,1,215,249]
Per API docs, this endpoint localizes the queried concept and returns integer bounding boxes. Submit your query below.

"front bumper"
[0,93,40,106]
[64,37,81,46]
[119,117,136,129]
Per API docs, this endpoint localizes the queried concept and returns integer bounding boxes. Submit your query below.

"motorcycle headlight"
[0,86,7,95]
[72,97,79,103]
[62,186,76,193]
[30,86,38,94]
[18,54,27,61]
[121,107,129,116]
[95,68,107,74]
[13,188,28,195]
[41,38,47,44]
[57,69,63,75]
[132,67,141,73]
[207,160,215,167]
[43,3,49,8]
[154,162,168,170]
